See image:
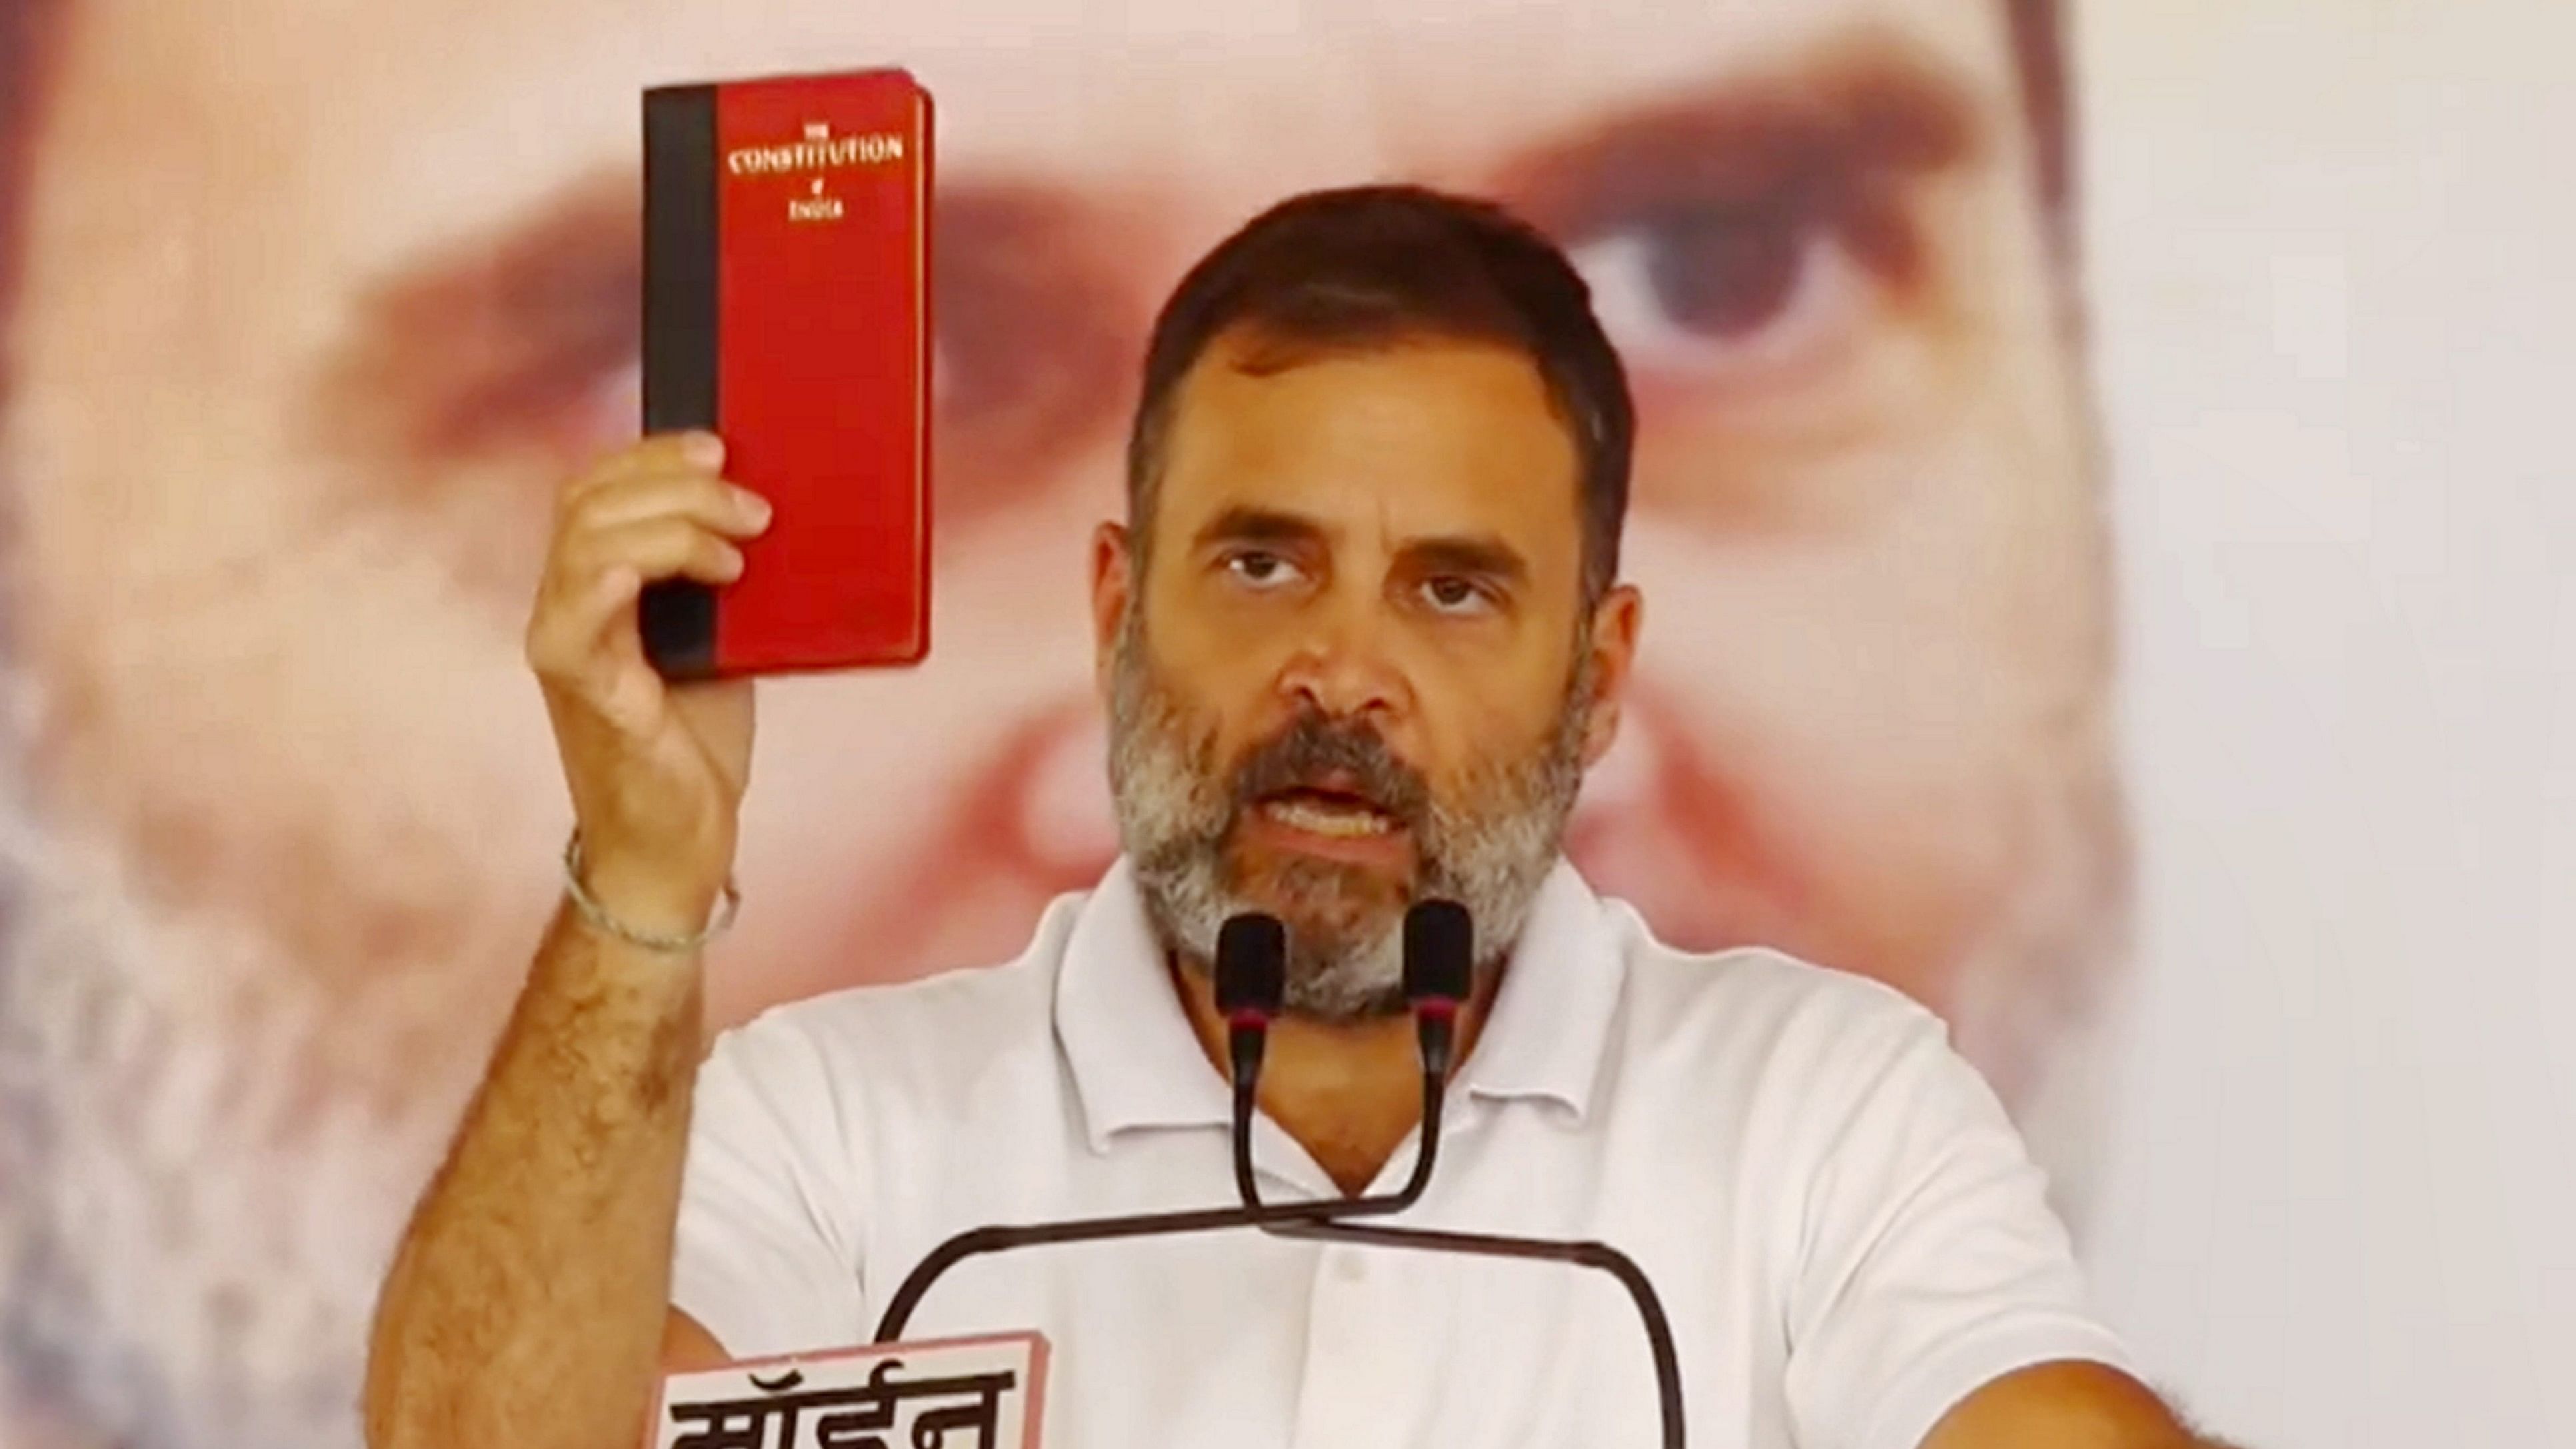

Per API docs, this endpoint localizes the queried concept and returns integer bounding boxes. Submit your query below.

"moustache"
[1224,713,1431,828]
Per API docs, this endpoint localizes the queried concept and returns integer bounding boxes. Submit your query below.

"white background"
[2078,0,2575,1444]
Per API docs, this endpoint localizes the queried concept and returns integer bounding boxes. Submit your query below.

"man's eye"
[1565,204,1868,382]
[1224,551,1305,589]
[1420,576,1494,615]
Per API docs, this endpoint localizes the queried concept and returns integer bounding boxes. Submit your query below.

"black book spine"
[639,83,721,678]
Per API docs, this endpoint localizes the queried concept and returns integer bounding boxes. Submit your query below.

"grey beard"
[0,706,473,1448]
[1104,615,1587,1021]
[0,637,2124,1449]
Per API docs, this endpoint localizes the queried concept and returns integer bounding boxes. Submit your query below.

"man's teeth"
[1262,796,1392,838]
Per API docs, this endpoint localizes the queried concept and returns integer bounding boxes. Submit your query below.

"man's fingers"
[563,467,773,539]
[531,519,740,671]
[563,431,728,505]
[561,517,746,595]
[529,562,646,677]
[528,436,763,709]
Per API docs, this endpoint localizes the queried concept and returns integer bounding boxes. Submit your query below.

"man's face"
[0,0,2111,1443]
[5,0,2107,1052]
[1099,333,1631,1017]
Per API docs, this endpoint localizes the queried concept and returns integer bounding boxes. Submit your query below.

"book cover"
[641,67,932,677]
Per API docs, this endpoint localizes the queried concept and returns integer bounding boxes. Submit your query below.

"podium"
[650,1332,1048,1448]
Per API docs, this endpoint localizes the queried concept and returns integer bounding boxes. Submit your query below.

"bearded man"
[3,1,2141,1440]
[362,185,2228,1449]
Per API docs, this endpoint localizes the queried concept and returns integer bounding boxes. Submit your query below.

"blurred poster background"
[0,0,2565,1446]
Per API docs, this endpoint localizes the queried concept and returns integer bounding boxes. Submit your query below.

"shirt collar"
[1450,858,1625,1122]
[1053,856,1626,1152]
[1054,858,1236,1151]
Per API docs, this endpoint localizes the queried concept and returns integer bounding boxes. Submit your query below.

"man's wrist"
[562,832,738,953]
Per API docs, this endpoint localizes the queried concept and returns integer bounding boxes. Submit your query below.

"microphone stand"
[1247,1219,1686,1449]
[1234,901,1688,1449]
[870,903,1687,1449]
[866,1162,1444,1344]
[870,916,1433,1344]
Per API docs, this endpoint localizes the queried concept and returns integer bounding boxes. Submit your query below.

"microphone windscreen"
[1403,900,1474,1004]
[1214,913,1287,1016]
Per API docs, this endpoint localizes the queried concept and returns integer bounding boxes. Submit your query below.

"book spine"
[911,85,936,665]
[639,82,721,678]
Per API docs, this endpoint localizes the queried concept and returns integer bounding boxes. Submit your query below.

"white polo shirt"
[671,858,2131,1449]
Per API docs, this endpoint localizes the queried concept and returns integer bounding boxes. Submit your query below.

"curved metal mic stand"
[1235,901,1688,1449]
[872,904,1687,1449]
[870,917,1440,1344]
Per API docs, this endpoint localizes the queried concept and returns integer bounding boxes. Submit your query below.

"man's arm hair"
[361,902,712,1449]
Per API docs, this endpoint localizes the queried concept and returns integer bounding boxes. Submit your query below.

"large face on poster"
[0,0,2114,1443]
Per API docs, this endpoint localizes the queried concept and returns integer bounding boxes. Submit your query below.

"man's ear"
[1090,521,1134,693]
[1578,583,1644,768]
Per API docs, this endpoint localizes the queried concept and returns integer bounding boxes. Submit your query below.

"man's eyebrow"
[1192,505,1329,551]
[1403,534,1530,586]
[1189,509,1533,586]
[316,171,1114,479]
[315,169,640,466]
[1492,31,1985,235]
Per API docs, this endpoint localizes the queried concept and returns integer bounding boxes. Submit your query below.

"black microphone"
[1218,910,1455,1218]
[1234,899,1689,1449]
[1217,913,1288,1214]
[1402,897,1472,1079]
[869,909,1445,1344]
[868,904,1686,1448]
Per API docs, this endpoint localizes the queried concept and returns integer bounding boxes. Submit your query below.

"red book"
[641,67,932,677]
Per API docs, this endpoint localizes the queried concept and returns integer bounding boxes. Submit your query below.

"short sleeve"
[1781,998,2134,1449]
[669,1011,870,1359]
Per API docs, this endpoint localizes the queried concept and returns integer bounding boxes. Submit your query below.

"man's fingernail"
[685,433,725,466]
[738,490,774,528]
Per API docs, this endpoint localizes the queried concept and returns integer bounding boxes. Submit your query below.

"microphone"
[1232,899,1689,1449]
[866,901,1687,1447]
[1217,914,1287,1214]
[869,909,1444,1345]
[1216,909,1459,1218]
[1401,897,1472,1080]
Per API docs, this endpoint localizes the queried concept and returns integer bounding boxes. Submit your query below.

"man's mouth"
[1254,784,1401,840]
[806,685,1796,1013]
[1242,772,1415,870]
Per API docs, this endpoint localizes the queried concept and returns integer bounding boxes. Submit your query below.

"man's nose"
[1274,610,1412,724]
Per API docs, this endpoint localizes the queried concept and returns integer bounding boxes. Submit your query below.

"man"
[0,0,2123,1444]
[367,185,2221,1449]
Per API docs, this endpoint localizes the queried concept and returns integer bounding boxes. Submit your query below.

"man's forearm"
[362,902,706,1449]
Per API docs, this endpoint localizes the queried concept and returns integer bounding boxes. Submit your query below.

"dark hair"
[1125,184,1636,602]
